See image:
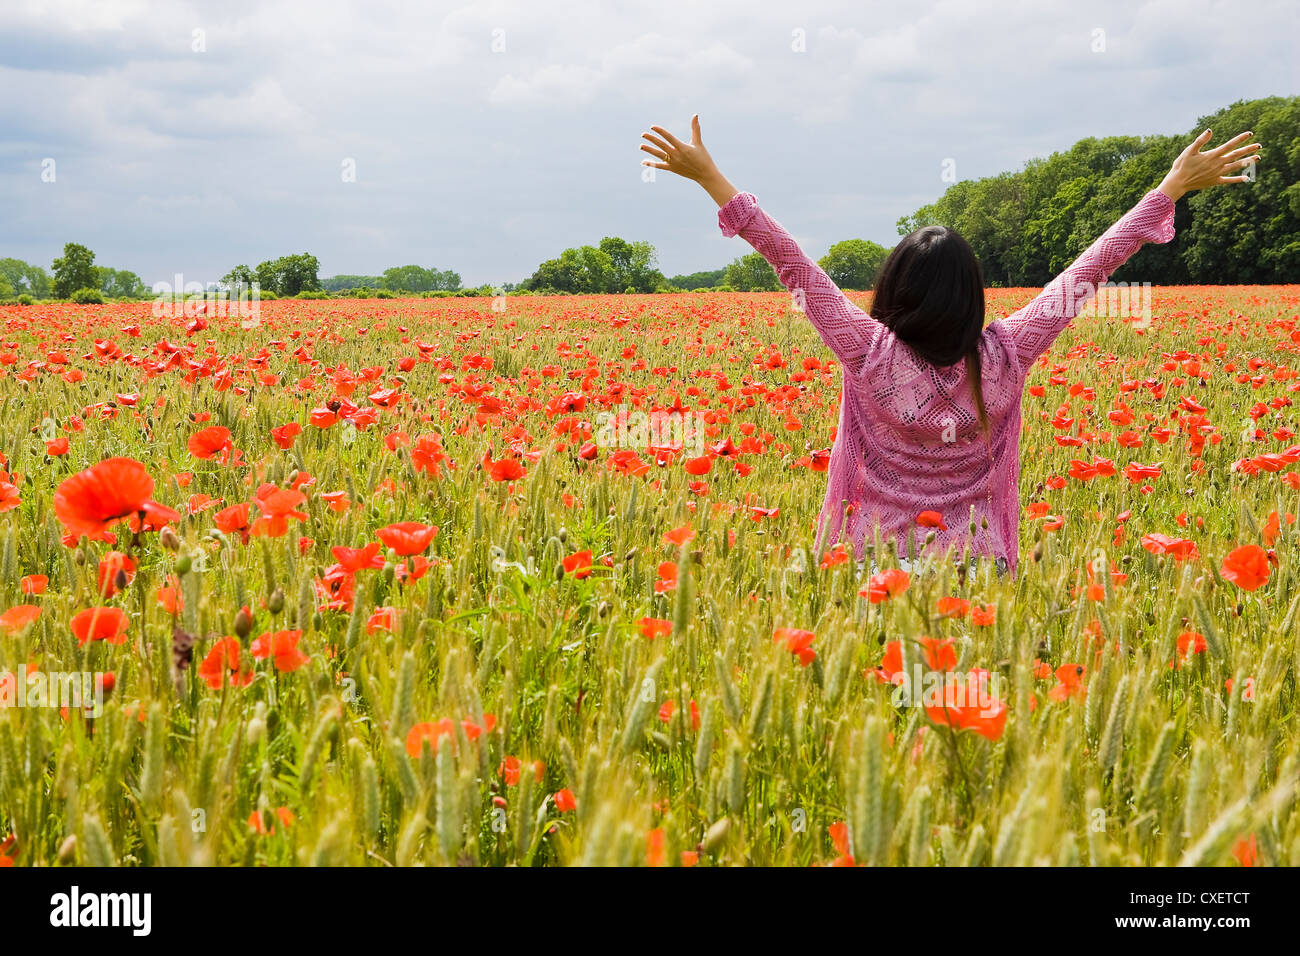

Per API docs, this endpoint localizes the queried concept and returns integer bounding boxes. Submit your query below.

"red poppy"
[637,617,672,640]
[562,550,594,578]
[271,423,302,449]
[250,630,310,672]
[1220,544,1269,592]
[70,606,130,645]
[214,502,253,544]
[376,522,438,556]
[0,605,40,635]
[96,551,137,598]
[187,426,233,460]
[916,510,947,531]
[53,457,174,542]
[250,487,308,538]
[773,627,816,666]
[923,669,1007,741]
[861,569,910,604]
[198,637,253,689]
[406,719,456,757]
[664,525,695,546]
[1048,664,1085,701]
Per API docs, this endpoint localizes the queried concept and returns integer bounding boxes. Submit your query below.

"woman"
[641,116,1259,573]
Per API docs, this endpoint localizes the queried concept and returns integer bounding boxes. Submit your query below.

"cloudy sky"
[1,0,1296,289]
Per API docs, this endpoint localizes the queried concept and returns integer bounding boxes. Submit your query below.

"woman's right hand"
[1157,130,1261,201]
[641,115,739,207]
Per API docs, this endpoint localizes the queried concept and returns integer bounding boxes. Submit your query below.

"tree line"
[3,96,1293,304]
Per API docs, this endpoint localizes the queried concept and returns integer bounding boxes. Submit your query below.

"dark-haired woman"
[641,116,1259,573]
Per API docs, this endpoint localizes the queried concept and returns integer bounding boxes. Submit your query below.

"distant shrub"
[295,290,330,299]
[16,294,34,306]
[70,287,105,304]
[375,290,394,299]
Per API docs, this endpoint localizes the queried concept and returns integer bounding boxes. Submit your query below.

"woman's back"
[717,187,1178,570]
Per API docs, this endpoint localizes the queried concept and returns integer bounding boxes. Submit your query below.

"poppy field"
[2,284,1300,868]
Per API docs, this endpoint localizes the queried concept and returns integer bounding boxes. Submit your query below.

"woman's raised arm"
[641,116,885,372]
[998,129,1260,374]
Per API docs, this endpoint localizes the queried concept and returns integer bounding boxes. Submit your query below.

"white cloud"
[0,0,1294,286]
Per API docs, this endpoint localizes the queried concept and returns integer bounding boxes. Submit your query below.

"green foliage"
[254,254,321,297]
[16,293,34,306]
[670,268,727,289]
[380,265,461,293]
[523,237,665,293]
[52,243,96,299]
[819,239,891,290]
[222,264,257,290]
[901,96,1300,284]
[95,266,147,299]
[0,258,50,298]
[724,251,782,291]
[69,286,105,304]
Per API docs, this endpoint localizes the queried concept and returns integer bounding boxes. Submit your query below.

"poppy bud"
[1032,542,1044,563]
[160,526,181,551]
[114,568,129,591]
[597,601,610,617]
[234,606,253,639]
[268,587,285,614]
[558,527,568,543]
[58,835,76,865]
[73,548,86,567]
[175,554,191,576]
[924,531,936,545]
[690,549,703,565]
[555,563,565,581]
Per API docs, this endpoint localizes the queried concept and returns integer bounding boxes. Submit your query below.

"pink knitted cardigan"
[718,187,1177,571]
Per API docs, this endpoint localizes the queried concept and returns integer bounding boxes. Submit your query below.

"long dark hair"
[870,225,988,433]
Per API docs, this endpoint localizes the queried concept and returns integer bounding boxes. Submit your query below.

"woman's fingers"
[641,159,670,170]
[1182,129,1214,156]
[1218,173,1253,184]
[690,114,703,146]
[642,131,673,154]
[639,143,669,161]
[1220,143,1261,163]
[650,125,688,150]
[1208,131,1254,156]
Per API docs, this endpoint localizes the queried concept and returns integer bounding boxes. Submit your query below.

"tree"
[724,252,782,291]
[894,96,1300,285]
[254,254,320,296]
[668,268,727,289]
[0,275,12,300]
[524,245,615,293]
[96,267,146,298]
[599,237,664,292]
[222,265,257,290]
[52,243,96,299]
[819,239,890,290]
[0,258,50,297]
[380,265,462,292]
